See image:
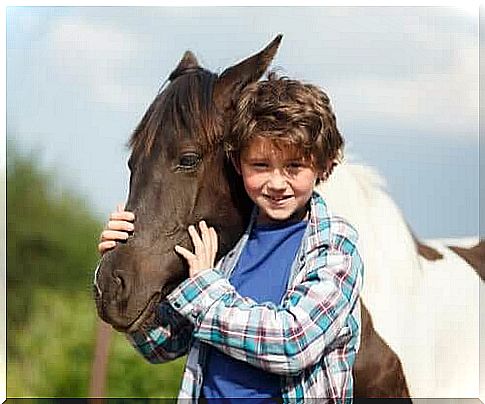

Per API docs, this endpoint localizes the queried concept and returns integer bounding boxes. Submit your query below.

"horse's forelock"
[128,69,223,164]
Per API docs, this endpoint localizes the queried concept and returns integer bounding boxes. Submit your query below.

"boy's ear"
[319,158,338,182]
[316,171,325,184]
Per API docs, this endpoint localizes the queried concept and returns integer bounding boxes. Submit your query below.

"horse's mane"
[128,68,221,161]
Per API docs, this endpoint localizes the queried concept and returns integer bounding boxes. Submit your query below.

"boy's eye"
[286,162,305,170]
[252,162,268,168]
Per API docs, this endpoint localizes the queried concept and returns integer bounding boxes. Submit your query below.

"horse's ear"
[169,50,200,81]
[213,34,283,110]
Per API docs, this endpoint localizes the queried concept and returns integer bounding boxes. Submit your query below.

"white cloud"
[333,43,478,137]
[46,17,151,107]
[30,9,480,137]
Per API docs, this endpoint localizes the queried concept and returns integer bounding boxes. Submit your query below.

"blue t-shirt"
[202,219,307,401]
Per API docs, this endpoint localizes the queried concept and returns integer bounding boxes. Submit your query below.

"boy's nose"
[267,170,287,190]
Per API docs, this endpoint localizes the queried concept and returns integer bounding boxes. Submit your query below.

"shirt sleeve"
[165,245,363,376]
[125,301,194,364]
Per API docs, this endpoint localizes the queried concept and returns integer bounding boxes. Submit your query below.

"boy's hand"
[98,203,135,256]
[174,221,218,278]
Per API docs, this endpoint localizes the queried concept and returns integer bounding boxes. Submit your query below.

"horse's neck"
[316,162,423,301]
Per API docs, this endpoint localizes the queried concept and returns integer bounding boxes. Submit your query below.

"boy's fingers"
[174,245,196,262]
[108,220,134,232]
[199,221,212,255]
[98,240,116,254]
[116,203,124,212]
[100,230,129,241]
[210,227,218,257]
[110,211,135,221]
[188,225,204,256]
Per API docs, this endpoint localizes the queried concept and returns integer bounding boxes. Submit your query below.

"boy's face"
[237,136,321,224]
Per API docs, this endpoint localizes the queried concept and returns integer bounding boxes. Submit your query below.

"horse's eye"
[179,153,200,168]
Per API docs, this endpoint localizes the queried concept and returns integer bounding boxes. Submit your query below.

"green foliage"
[8,289,97,397]
[7,146,102,328]
[7,144,185,397]
[108,331,185,397]
[8,288,185,398]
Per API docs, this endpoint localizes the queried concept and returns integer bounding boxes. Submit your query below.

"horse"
[93,35,481,399]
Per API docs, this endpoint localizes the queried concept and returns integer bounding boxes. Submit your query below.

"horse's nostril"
[115,275,123,287]
[113,270,131,300]
[114,273,125,291]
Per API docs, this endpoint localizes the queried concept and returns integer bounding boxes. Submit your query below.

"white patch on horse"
[317,161,481,398]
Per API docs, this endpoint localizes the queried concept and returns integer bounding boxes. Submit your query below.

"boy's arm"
[125,301,194,363]
[166,245,363,376]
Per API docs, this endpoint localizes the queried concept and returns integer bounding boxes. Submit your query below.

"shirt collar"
[306,191,332,250]
[246,191,332,248]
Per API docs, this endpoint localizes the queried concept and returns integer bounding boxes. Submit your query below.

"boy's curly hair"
[226,72,344,181]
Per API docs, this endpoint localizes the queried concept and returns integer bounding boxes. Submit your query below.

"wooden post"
[89,318,112,400]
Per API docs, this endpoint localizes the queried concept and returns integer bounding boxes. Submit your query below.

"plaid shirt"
[127,191,363,403]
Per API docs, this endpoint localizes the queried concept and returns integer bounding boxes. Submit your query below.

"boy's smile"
[237,136,321,224]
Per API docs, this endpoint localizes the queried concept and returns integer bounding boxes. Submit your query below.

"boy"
[98,73,363,402]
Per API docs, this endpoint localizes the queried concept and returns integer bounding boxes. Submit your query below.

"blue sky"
[6,6,479,238]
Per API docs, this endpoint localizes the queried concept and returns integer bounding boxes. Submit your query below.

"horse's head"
[94,35,282,332]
